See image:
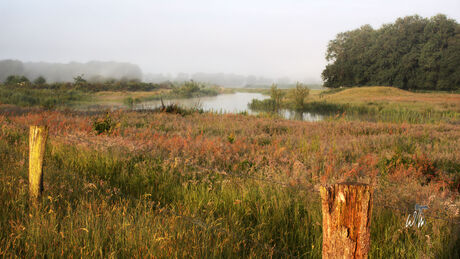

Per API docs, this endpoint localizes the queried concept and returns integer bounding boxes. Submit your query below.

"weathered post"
[29,125,48,200]
[320,183,373,259]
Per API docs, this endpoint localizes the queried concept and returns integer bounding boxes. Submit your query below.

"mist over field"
[0,59,298,87]
[0,60,143,83]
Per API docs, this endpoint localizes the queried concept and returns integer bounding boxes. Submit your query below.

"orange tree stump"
[320,183,373,259]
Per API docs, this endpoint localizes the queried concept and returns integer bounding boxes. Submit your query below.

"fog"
[1,0,459,84]
[0,60,142,83]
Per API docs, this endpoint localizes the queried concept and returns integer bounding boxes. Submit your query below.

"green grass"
[303,101,459,124]
[0,136,322,257]
[0,111,458,258]
[0,85,88,109]
[249,86,460,124]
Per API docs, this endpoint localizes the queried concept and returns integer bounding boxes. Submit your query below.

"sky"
[0,0,459,83]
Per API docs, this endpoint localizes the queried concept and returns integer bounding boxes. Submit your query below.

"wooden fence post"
[29,125,48,200]
[320,183,373,259]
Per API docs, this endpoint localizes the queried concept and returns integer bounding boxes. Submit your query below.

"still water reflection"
[139,92,323,122]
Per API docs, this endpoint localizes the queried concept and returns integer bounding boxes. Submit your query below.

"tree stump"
[320,183,373,259]
[29,125,48,200]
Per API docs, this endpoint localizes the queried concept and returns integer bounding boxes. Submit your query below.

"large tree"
[322,14,460,91]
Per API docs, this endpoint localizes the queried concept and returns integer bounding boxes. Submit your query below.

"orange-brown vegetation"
[0,108,459,257]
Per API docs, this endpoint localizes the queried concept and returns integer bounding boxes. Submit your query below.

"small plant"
[123,97,135,109]
[238,111,248,116]
[124,97,142,109]
[227,133,235,144]
[92,112,116,135]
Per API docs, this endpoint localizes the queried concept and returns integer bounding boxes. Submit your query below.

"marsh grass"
[251,87,460,124]
[0,110,459,258]
[303,101,459,124]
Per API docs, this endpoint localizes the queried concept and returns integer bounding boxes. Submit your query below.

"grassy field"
[0,81,230,110]
[249,86,460,124]
[310,87,460,124]
[316,87,460,112]
[81,90,169,106]
[0,106,459,258]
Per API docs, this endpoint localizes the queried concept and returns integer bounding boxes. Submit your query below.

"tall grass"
[250,86,460,124]
[304,101,459,124]
[0,110,459,257]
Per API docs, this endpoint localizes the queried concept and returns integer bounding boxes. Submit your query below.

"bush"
[4,75,30,86]
[92,113,116,135]
[33,76,47,85]
[288,83,310,110]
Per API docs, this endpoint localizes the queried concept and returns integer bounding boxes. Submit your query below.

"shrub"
[33,76,47,85]
[92,113,116,135]
[288,82,310,110]
[4,75,30,86]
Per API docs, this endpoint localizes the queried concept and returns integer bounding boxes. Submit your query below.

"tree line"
[322,14,460,91]
[1,74,171,92]
[0,60,143,83]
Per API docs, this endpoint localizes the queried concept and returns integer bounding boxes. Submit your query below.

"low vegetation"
[250,86,460,124]
[2,74,171,92]
[0,107,459,258]
[249,83,309,112]
[0,78,227,109]
[0,84,88,109]
[138,81,227,102]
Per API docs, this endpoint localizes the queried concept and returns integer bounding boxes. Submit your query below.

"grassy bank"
[250,86,460,124]
[0,81,231,110]
[315,87,460,123]
[1,109,459,257]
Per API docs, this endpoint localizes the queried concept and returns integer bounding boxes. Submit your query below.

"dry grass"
[316,87,460,112]
[0,108,459,258]
[86,90,169,105]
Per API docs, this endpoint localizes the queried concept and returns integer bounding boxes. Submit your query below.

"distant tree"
[289,82,310,109]
[4,75,30,86]
[33,76,47,85]
[73,74,87,85]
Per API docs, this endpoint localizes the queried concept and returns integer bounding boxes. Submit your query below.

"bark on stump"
[320,183,373,259]
[29,126,48,200]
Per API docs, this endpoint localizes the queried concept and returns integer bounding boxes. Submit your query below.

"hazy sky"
[1,0,459,82]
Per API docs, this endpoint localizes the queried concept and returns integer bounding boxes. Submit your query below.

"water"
[140,92,266,114]
[279,109,324,122]
[139,92,323,122]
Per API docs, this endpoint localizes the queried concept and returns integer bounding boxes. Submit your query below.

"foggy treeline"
[0,59,310,88]
[144,72,296,88]
[0,60,143,83]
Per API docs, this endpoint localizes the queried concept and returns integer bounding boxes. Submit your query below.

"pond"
[138,92,323,122]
